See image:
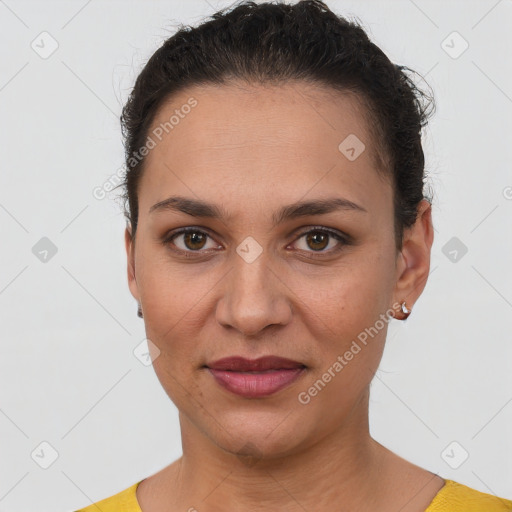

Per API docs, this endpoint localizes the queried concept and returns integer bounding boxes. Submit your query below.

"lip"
[204,356,307,398]
[206,355,305,371]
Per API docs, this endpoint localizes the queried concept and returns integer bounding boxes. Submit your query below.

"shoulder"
[425,479,512,512]
[73,480,143,512]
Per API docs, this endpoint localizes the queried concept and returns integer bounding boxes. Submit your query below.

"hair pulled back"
[119,0,435,251]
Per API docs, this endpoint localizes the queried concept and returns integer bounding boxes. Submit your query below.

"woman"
[76,1,511,510]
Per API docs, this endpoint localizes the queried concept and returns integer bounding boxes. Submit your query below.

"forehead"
[138,80,392,225]
[147,80,377,164]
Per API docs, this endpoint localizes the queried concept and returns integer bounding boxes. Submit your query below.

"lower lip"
[207,367,306,398]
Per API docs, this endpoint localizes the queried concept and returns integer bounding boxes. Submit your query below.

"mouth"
[203,356,307,398]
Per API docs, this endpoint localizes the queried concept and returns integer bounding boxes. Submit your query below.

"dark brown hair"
[118,0,435,250]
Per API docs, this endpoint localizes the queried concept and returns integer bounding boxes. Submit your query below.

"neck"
[169,389,388,512]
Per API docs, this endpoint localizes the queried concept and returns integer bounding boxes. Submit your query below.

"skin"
[125,80,440,512]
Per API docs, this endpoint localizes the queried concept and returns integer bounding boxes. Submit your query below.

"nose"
[215,250,293,337]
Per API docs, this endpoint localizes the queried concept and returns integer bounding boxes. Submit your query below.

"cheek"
[302,255,392,326]
[139,263,218,378]
[301,255,393,375]
[138,250,215,328]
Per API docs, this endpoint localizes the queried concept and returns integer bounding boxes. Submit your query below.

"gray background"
[0,0,511,510]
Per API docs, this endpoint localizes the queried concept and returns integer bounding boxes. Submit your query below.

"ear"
[125,223,140,303]
[392,199,434,317]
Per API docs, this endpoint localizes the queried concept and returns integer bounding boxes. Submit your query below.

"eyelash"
[162,226,351,259]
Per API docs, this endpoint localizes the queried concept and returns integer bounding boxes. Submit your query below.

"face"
[125,80,432,460]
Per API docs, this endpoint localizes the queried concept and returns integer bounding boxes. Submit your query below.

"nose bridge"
[232,232,272,289]
[234,246,272,296]
[217,241,291,335]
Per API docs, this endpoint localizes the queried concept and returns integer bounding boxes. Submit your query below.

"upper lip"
[205,356,306,371]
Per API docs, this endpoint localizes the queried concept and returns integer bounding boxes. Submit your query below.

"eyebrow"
[149,195,367,226]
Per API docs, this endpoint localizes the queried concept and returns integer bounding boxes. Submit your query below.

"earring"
[400,300,412,320]
[137,303,143,318]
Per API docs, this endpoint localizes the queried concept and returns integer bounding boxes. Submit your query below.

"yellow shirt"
[74,478,512,511]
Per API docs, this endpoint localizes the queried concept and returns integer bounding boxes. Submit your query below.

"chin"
[206,411,316,462]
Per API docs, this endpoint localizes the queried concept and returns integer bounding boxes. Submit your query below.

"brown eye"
[164,228,218,253]
[292,228,348,255]
[305,231,329,251]
[182,231,207,250]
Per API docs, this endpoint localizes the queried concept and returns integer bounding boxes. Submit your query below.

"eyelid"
[162,226,221,253]
[293,225,351,243]
[162,225,351,256]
